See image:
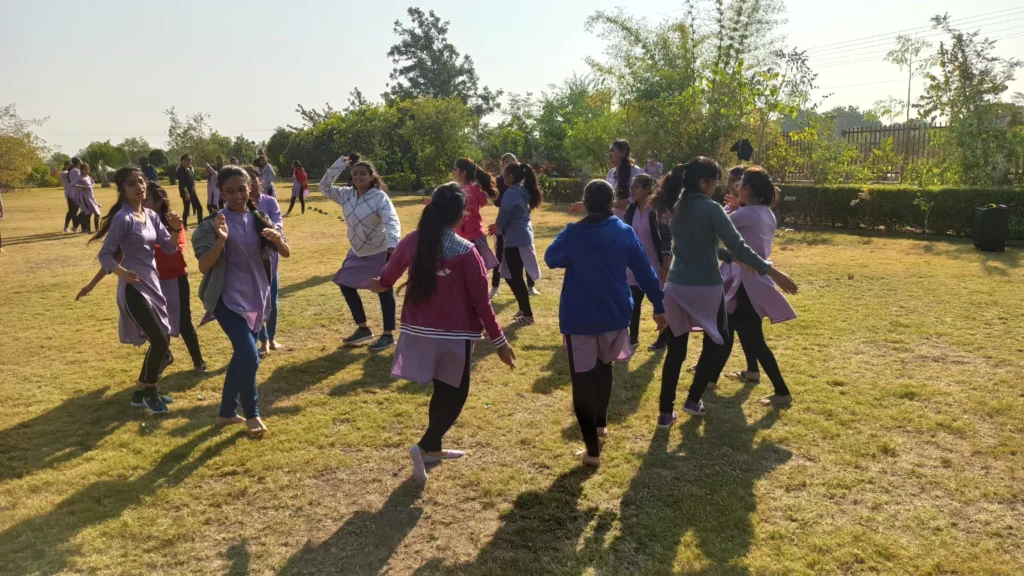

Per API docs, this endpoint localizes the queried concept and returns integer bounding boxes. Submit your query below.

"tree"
[164,107,224,166]
[917,14,1024,184]
[346,88,369,112]
[117,137,152,165]
[397,97,478,185]
[384,7,501,116]
[0,103,47,190]
[885,35,935,125]
[79,141,129,186]
[48,151,71,169]
[294,103,336,129]
[226,135,259,165]
[264,128,294,174]
[148,149,173,183]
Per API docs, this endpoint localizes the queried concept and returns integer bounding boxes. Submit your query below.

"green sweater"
[667,192,772,286]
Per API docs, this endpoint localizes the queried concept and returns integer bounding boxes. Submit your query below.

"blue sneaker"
[141,390,169,415]
[682,399,707,417]
[131,389,173,407]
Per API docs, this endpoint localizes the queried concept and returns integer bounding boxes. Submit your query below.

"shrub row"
[775,184,1024,238]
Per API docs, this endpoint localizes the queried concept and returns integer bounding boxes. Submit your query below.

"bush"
[381,172,418,193]
[539,176,585,205]
[774,184,1024,238]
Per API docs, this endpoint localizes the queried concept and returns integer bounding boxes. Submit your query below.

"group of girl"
[82,163,290,437]
[83,139,797,481]
[60,157,102,233]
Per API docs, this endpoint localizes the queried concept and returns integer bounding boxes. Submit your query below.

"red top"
[295,168,308,189]
[379,230,505,347]
[155,226,188,280]
[457,183,489,242]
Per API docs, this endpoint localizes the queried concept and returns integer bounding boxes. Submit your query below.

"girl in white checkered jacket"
[319,155,402,351]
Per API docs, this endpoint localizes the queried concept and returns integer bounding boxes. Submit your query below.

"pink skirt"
[499,244,543,281]
[662,282,727,344]
[721,263,796,324]
[392,333,474,388]
[564,330,633,373]
[473,236,499,270]
[333,249,388,290]
[207,183,220,207]
[160,277,181,337]
[292,181,311,199]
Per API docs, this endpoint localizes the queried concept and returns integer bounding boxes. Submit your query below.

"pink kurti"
[720,205,796,324]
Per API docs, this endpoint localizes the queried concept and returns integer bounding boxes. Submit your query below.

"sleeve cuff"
[492,333,507,348]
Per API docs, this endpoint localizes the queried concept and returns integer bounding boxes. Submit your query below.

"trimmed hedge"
[774,185,1024,238]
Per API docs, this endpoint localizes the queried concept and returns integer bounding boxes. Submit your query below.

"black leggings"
[77,212,99,233]
[64,196,80,229]
[502,246,533,319]
[124,285,171,386]
[175,275,204,366]
[418,341,471,452]
[659,300,729,412]
[287,194,305,214]
[629,285,652,344]
[567,336,613,458]
[710,286,790,396]
[340,285,396,332]
[492,234,534,289]
[180,189,203,227]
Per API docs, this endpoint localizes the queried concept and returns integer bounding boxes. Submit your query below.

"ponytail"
[456,157,497,199]
[89,166,141,244]
[408,183,467,306]
[741,166,778,207]
[503,162,543,209]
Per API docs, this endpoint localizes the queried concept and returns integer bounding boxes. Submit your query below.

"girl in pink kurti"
[451,158,499,269]
[370,183,517,484]
[709,166,797,406]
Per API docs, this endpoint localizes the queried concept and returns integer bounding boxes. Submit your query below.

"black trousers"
[64,196,80,229]
[502,246,533,319]
[77,211,99,233]
[418,341,471,452]
[629,285,652,344]
[180,188,203,227]
[124,284,171,385]
[567,336,613,458]
[287,194,305,214]
[492,234,534,289]
[709,286,790,396]
[175,275,204,366]
[340,285,397,332]
[659,299,730,412]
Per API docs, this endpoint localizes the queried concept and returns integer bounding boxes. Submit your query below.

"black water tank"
[973,205,1010,252]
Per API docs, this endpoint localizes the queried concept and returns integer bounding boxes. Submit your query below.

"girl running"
[319,154,401,351]
[75,163,101,233]
[657,157,797,425]
[192,165,290,437]
[243,166,285,357]
[545,179,667,467]
[77,181,207,373]
[707,167,797,406]
[450,158,499,269]
[491,153,538,298]
[286,160,309,216]
[90,166,184,414]
[488,160,542,325]
[369,183,517,483]
[622,174,672,351]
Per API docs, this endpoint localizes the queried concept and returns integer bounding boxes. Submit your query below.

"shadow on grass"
[279,274,334,300]
[919,240,1023,276]
[226,538,252,576]
[1,232,82,247]
[599,383,792,575]
[414,467,602,576]
[278,479,424,576]
[0,426,241,576]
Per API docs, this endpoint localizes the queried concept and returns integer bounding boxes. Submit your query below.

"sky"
[1,0,1022,155]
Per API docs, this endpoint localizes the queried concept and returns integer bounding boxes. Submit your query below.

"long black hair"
[582,179,614,215]
[656,157,722,213]
[741,166,778,207]
[455,157,497,199]
[89,166,142,244]
[350,160,389,193]
[503,162,542,209]
[408,183,467,306]
[146,180,170,226]
[611,139,633,201]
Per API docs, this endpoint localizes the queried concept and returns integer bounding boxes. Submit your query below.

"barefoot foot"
[575,449,601,467]
[269,340,284,351]
[216,415,246,425]
[258,342,269,358]
[759,394,793,407]
[246,417,268,437]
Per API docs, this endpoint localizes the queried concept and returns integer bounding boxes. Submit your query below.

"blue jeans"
[214,300,260,419]
[258,273,279,343]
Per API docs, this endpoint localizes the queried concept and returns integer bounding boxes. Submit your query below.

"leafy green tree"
[396,97,478,185]
[48,151,71,170]
[385,7,501,116]
[885,35,935,125]
[227,135,260,166]
[116,137,152,164]
[264,128,294,174]
[0,103,47,190]
[79,141,129,186]
[164,107,223,167]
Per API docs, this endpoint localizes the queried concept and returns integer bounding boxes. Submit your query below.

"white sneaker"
[528,287,541,297]
[409,445,428,482]
[63,227,70,233]
[489,286,500,298]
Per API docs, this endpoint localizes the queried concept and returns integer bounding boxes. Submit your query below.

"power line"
[814,30,1024,69]
[804,6,1024,52]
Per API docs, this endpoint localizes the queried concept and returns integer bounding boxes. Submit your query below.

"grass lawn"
[1,185,1022,576]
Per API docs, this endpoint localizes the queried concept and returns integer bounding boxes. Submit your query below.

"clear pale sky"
[1,0,1022,155]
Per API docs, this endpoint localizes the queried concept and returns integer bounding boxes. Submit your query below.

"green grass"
[1,186,1023,575]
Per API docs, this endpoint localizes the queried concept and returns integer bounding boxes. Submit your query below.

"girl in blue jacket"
[545,180,667,467]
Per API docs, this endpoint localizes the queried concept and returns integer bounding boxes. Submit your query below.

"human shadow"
[599,383,792,575]
[415,467,602,576]
[277,479,424,576]
[226,538,252,576]
[0,426,241,575]
[559,351,662,443]
[279,274,334,300]
[1,232,81,247]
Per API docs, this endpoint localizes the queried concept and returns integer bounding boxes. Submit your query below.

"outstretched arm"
[318,156,351,205]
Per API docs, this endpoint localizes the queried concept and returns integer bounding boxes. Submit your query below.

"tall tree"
[885,35,934,125]
[0,103,47,190]
[384,7,501,116]
[164,107,225,166]
[116,137,152,164]
[79,141,129,186]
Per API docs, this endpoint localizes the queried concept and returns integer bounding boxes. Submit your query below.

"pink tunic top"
[721,205,796,324]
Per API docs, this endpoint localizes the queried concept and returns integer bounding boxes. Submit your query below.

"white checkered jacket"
[318,156,401,257]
